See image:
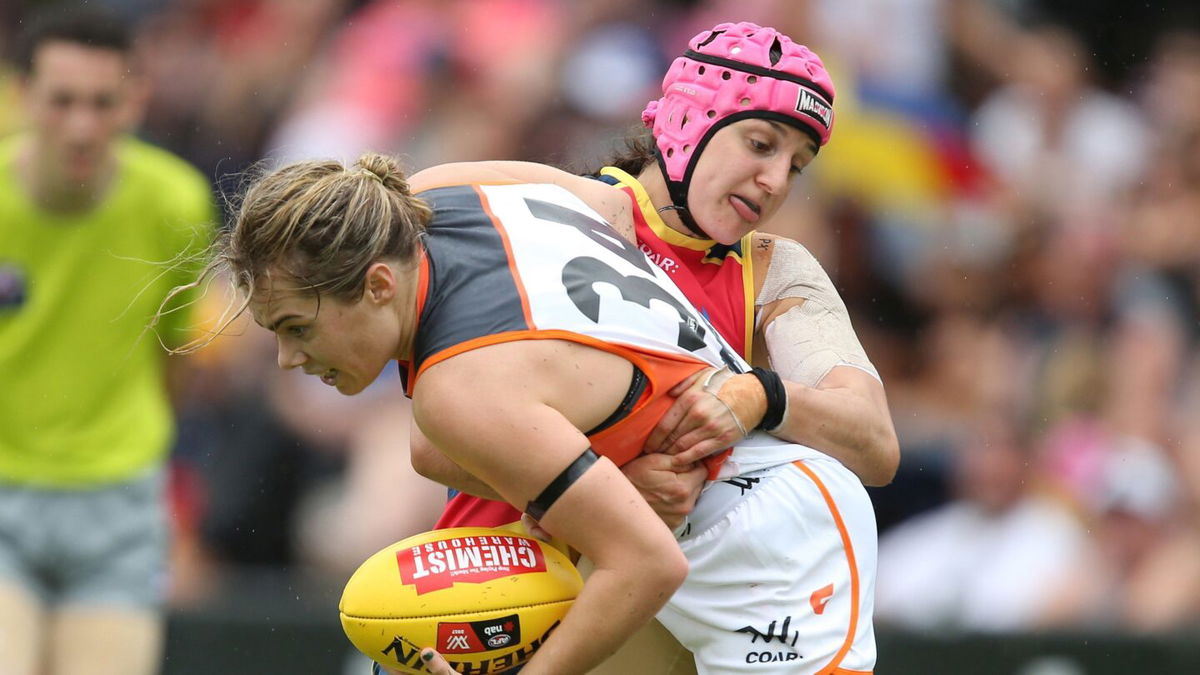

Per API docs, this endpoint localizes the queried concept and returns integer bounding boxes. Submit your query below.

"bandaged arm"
[753,237,899,485]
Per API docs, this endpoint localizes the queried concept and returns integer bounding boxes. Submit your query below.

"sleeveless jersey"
[406,183,741,460]
[599,166,756,361]
[428,182,791,529]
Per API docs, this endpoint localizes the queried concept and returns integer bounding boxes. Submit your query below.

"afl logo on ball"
[437,614,521,653]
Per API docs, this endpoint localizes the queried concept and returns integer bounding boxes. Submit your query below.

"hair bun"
[353,153,407,191]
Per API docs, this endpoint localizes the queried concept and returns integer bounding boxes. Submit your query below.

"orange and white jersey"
[408,182,739,387]
[408,182,828,475]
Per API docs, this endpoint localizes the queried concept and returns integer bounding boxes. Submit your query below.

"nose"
[64,103,104,145]
[276,338,307,370]
[757,156,792,196]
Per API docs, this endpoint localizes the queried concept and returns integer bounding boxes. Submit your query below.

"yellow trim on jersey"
[740,232,756,363]
[599,167,715,251]
[600,166,757,362]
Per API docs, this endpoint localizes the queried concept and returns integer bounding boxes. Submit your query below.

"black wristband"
[749,367,787,431]
[525,447,599,521]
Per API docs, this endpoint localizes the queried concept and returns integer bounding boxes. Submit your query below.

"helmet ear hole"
[706,110,716,119]
[748,75,758,84]
[698,65,706,75]
[721,71,731,80]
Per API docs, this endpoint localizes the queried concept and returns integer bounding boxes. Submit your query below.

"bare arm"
[409,423,502,500]
[649,236,900,486]
[413,342,687,674]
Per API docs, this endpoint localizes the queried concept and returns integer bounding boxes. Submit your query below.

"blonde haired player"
[412,21,894,673]
[170,138,877,672]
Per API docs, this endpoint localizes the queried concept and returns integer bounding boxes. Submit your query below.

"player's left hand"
[645,368,766,464]
[621,453,707,529]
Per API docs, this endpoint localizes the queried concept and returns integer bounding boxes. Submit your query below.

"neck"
[392,254,425,363]
[17,140,116,213]
[634,164,708,240]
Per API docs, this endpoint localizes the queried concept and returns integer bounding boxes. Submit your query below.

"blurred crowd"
[4,0,1200,638]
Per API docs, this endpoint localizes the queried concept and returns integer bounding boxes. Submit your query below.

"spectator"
[874,410,1090,632]
[0,8,212,675]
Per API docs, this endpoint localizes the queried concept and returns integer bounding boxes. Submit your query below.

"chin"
[709,226,748,246]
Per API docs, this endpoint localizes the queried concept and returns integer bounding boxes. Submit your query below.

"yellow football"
[339,526,582,674]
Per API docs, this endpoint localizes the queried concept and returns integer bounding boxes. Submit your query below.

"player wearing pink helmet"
[410,21,889,674]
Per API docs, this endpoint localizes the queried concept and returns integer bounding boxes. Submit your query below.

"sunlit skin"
[18,41,146,210]
[249,262,420,395]
[640,118,818,245]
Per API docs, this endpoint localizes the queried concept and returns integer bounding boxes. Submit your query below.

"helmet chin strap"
[657,203,710,239]
[654,149,712,239]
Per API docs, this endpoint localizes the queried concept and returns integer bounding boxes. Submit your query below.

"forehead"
[730,118,818,157]
[248,273,316,324]
[27,41,128,90]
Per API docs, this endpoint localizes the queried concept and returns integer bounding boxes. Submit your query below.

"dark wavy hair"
[14,4,132,74]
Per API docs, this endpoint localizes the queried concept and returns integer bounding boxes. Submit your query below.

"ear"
[363,262,397,304]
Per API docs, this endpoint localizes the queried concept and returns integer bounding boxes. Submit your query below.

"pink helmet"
[641,22,835,235]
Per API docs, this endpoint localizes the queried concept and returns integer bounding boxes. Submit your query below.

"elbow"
[641,542,688,599]
[865,430,901,487]
[409,435,441,482]
[660,549,689,595]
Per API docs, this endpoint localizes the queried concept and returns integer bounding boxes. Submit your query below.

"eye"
[287,325,308,339]
[790,164,805,177]
[93,94,117,111]
[749,138,772,153]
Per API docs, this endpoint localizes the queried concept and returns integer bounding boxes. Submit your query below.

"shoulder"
[118,137,209,192]
[751,232,827,296]
[117,138,213,219]
[414,161,635,244]
[753,233,820,266]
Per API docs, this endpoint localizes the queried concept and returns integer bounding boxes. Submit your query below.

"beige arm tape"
[756,238,879,387]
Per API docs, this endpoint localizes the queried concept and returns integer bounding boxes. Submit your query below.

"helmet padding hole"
[769,37,783,66]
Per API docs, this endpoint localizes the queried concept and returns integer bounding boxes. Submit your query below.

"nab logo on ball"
[437,614,521,653]
[340,527,583,674]
[396,534,547,594]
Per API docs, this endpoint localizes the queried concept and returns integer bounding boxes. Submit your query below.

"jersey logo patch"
[0,263,27,309]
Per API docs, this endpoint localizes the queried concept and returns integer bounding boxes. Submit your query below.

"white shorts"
[659,458,877,674]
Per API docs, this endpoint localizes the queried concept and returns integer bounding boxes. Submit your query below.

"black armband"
[525,447,599,521]
[749,367,787,432]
